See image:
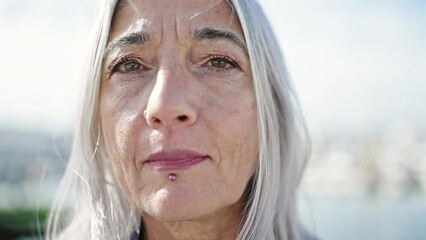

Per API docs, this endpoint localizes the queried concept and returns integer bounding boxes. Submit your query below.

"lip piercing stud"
[168,173,177,181]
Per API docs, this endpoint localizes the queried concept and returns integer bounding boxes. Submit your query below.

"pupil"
[212,59,226,68]
[125,62,139,71]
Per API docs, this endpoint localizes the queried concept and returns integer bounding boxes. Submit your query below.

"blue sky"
[1,0,425,133]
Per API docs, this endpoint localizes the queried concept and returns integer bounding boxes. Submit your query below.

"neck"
[142,203,244,240]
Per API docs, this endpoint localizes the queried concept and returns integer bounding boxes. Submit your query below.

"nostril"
[149,117,161,124]
[177,115,188,121]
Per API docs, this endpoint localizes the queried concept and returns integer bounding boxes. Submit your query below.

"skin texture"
[99,0,259,239]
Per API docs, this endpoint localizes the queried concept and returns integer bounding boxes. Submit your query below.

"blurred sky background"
[1,0,426,239]
[0,0,425,133]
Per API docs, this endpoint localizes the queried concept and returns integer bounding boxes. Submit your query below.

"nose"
[144,67,197,129]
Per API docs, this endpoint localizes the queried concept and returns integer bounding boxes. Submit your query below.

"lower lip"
[146,157,208,170]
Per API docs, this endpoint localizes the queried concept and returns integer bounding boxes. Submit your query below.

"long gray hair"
[46,0,310,239]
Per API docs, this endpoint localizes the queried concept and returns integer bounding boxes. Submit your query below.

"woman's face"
[100,0,259,221]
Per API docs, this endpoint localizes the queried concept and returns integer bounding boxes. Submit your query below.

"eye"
[107,56,144,75]
[204,55,239,70]
[121,61,140,71]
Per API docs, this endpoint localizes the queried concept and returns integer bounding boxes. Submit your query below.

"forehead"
[109,0,243,41]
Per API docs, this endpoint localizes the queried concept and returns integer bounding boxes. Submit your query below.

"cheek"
[100,83,148,159]
[219,113,259,178]
[101,100,138,160]
[99,88,147,199]
[212,115,258,206]
[206,84,258,151]
[202,87,259,187]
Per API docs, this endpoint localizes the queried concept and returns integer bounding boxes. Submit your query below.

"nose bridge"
[151,67,183,106]
[145,64,197,129]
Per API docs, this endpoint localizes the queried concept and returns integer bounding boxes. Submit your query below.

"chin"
[142,185,217,222]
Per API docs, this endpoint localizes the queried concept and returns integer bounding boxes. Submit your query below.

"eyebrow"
[104,31,151,56]
[194,27,248,55]
[103,27,247,57]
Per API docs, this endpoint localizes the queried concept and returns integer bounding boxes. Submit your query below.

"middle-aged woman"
[46,0,311,239]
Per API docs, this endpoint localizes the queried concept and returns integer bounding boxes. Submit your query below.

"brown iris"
[210,58,228,68]
[124,61,141,71]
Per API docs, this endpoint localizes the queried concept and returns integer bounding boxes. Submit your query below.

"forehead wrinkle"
[188,0,225,20]
[175,15,179,44]
[126,0,142,16]
[185,0,245,54]
[115,0,141,18]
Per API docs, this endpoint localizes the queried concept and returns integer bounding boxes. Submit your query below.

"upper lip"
[144,149,209,162]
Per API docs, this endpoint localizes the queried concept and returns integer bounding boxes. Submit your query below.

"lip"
[144,150,209,170]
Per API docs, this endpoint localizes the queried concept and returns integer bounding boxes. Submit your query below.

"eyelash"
[204,55,239,70]
[106,54,240,76]
[107,56,143,75]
